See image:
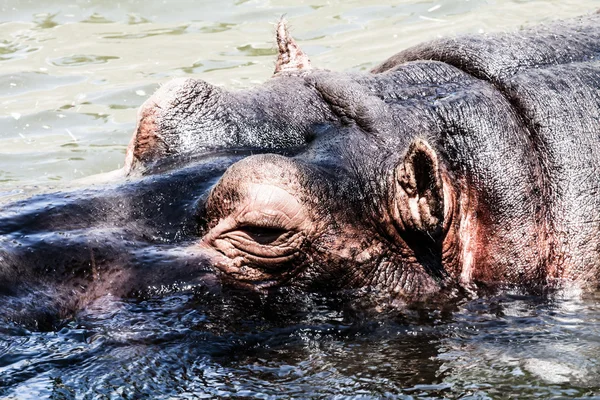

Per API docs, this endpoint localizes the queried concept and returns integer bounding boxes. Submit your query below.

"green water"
[0,0,596,192]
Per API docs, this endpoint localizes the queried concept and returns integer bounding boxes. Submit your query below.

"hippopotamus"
[2,14,600,327]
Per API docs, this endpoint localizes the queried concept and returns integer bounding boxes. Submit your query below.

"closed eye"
[203,182,310,266]
[238,226,289,245]
[216,226,303,266]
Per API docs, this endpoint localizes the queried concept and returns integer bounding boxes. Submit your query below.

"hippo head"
[120,21,475,302]
[198,145,453,299]
[9,14,596,327]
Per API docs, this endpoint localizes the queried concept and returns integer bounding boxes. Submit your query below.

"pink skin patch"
[124,78,190,173]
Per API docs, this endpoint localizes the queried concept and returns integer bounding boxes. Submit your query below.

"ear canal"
[394,139,445,237]
[274,18,312,74]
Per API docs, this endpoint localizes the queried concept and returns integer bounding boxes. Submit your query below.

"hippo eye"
[237,226,289,246]
[203,181,310,271]
[214,225,303,265]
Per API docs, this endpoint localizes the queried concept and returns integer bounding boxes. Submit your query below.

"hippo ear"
[393,139,445,238]
[274,18,312,74]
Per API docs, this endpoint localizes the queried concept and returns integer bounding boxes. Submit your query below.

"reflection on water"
[2,0,600,397]
[2,290,600,398]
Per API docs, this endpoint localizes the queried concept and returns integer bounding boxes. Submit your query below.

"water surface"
[2,0,600,398]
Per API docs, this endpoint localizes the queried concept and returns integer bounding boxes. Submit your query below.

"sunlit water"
[2,0,600,398]
[4,289,600,398]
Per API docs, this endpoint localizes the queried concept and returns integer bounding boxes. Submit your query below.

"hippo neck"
[372,15,600,287]
[432,79,555,288]
[355,61,555,287]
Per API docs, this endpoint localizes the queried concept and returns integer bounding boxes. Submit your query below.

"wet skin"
[2,15,600,326]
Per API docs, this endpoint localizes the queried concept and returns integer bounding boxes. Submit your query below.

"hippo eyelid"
[235,209,295,231]
[235,225,290,245]
[217,227,304,260]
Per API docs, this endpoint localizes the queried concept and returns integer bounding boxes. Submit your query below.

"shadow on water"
[2,287,600,398]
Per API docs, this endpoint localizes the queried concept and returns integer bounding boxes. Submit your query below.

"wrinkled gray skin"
[2,14,600,328]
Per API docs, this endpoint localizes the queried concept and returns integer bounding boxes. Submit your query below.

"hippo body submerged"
[2,14,600,327]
